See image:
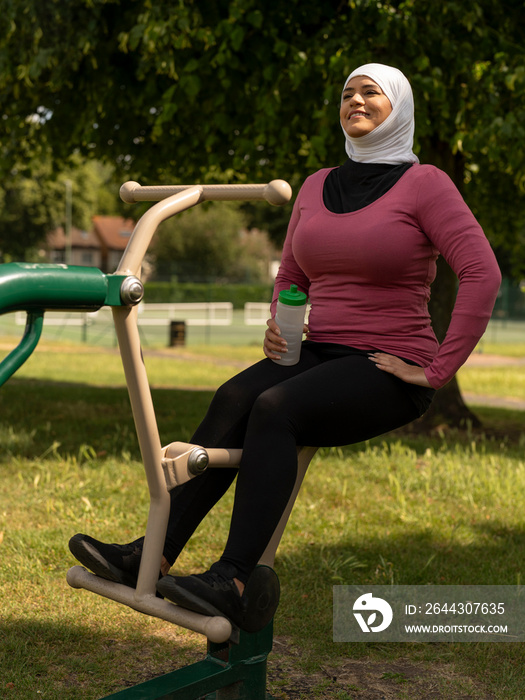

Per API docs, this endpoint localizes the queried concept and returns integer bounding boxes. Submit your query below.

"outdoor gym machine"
[0,179,318,699]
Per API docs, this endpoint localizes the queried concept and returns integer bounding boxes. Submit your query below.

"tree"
[152,202,276,283]
[2,2,523,181]
[2,2,524,253]
[0,156,128,260]
[1,0,524,424]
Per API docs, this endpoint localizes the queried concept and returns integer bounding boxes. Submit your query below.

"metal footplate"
[66,565,233,643]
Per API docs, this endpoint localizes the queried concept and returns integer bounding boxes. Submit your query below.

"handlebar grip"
[120,180,292,206]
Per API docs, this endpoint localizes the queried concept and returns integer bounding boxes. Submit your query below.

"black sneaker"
[156,561,280,633]
[68,533,145,588]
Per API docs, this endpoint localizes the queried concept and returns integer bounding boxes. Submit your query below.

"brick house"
[47,216,135,273]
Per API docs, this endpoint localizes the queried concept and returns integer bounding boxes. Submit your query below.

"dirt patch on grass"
[86,629,497,700]
[268,637,496,699]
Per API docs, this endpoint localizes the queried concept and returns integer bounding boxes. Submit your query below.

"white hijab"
[341,63,419,164]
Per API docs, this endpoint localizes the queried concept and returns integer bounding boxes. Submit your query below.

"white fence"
[4,302,303,346]
[137,303,233,327]
[13,302,310,330]
[243,302,271,326]
[15,302,235,329]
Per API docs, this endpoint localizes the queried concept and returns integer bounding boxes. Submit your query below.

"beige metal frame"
[67,179,317,643]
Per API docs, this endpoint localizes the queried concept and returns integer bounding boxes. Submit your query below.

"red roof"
[92,216,135,251]
[46,226,100,250]
[47,216,136,252]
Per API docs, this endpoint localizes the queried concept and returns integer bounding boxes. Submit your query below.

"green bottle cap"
[278,284,307,306]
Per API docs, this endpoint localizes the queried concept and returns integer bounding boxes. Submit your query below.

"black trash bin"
[169,320,186,347]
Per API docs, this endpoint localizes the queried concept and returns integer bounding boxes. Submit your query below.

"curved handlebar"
[120,179,292,206]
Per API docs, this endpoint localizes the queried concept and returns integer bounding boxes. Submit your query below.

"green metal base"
[101,622,276,700]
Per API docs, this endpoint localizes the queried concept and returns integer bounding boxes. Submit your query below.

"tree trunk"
[419,139,481,429]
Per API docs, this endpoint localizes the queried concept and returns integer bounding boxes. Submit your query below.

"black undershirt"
[323,158,413,213]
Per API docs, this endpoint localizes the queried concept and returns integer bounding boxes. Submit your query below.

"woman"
[70,63,501,630]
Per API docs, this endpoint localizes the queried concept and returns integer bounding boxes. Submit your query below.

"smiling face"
[340,76,392,138]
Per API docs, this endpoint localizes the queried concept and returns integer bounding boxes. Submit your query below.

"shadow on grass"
[273,527,525,698]
[1,378,522,464]
[0,617,205,700]
[0,378,214,461]
[278,524,525,601]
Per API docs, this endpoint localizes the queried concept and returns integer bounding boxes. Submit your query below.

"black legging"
[162,342,434,583]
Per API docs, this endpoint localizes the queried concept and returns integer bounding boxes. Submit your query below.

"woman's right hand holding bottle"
[263,318,287,360]
[263,318,309,361]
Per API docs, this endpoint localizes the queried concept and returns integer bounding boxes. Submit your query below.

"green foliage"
[151,201,276,283]
[1,0,524,270]
[0,156,128,260]
[1,1,523,177]
[0,161,58,260]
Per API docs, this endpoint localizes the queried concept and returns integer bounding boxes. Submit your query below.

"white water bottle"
[272,284,307,366]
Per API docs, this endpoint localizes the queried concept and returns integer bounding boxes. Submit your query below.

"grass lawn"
[1,341,524,699]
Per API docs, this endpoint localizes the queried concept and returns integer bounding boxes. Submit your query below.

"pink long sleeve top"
[272,164,501,389]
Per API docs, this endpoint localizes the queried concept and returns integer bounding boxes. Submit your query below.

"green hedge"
[143,282,274,309]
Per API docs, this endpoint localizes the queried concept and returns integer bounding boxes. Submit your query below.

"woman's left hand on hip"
[368,352,432,388]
